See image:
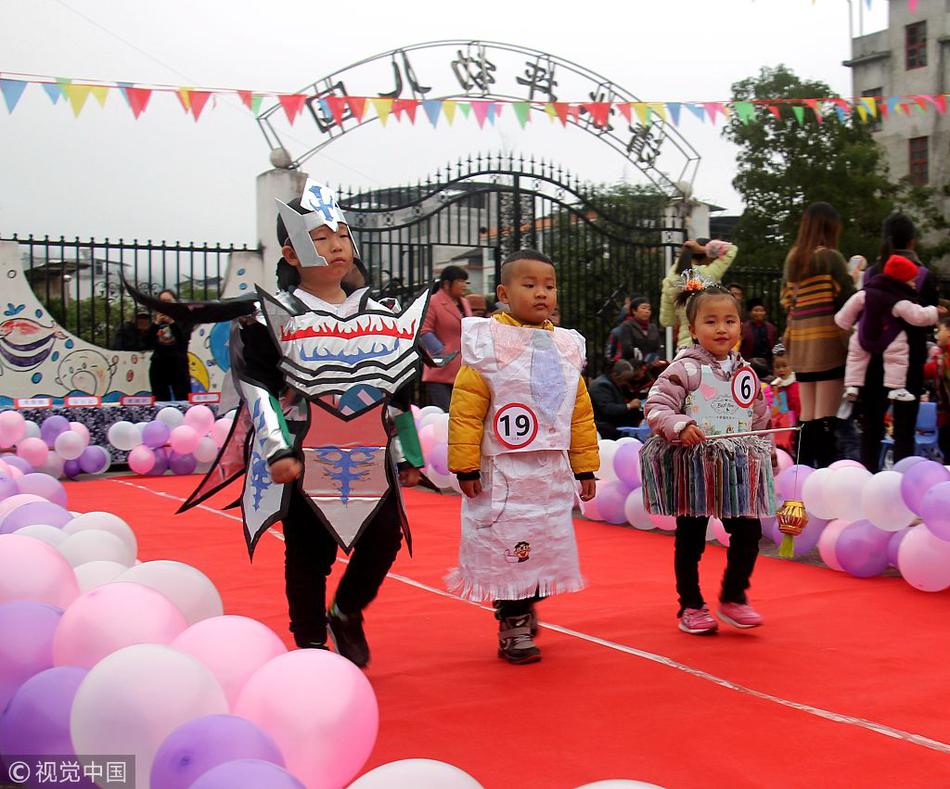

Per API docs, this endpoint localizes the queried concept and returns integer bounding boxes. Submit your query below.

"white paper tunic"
[448,318,587,602]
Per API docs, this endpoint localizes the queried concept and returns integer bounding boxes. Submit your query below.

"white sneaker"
[888,388,916,402]
[844,386,859,402]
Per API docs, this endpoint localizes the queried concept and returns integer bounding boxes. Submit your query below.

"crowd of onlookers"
[419,206,948,472]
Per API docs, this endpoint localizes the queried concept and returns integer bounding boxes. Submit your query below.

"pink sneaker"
[718,602,763,629]
[679,606,718,634]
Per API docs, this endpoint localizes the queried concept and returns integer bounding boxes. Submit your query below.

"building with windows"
[845,0,949,246]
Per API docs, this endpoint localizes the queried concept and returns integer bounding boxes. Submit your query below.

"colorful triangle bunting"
[370,97,393,126]
[345,96,367,121]
[190,90,212,121]
[89,85,109,107]
[125,87,152,119]
[442,99,457,125]
[64,83,92,117]
[512,101,531,128]
[0,79,27,113]
[278,93,307,124]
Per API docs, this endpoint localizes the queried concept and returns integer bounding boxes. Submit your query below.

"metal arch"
[257,40,701,198]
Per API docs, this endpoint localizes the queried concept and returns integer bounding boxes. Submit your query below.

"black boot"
[797,420,817,467]
[327,603,370,668]
[497,613,541,664]
[814,417,841,468]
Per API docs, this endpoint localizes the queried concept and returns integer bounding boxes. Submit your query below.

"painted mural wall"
[0,242,265,406]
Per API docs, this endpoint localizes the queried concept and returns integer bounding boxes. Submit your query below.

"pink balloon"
[0,410,27,446]
[898,525,950,592]
[172,616,287,709]
[650,513,677,531]
[829,459,865,470]
[0,534,79,608]
[128,445,156,475]
[710,517,730,546]
[818,518,850,571]
[184,405,217,436]
[53,582,188,669]
[17,437,49,468]
[210,418,233,448]
[0,493,46,520]
[579,496,602,521]
[5,465,22,481]
[418,424,436,460]
[775,449,793,474]
[15,473,68,508]
[235,650,378,789]
[169,425,200,455]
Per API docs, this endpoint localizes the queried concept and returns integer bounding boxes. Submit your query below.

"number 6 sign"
[732,366,758,408]
[493,402,539,449]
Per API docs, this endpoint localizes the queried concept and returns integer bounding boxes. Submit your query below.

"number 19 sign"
[493,402,539,449]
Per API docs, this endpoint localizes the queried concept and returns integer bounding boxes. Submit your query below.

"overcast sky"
[0,0,888,246]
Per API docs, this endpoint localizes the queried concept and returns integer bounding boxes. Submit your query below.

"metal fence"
[0,234,254,349]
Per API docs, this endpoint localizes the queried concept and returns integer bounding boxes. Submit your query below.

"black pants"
[425,382,454,411]
[150,358,191,401]
[282,487,403,645]
[859,355,921,471]
[495,593,541,619]
[674,516,761,613]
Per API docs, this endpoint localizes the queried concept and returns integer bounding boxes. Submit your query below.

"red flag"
[552,102,570,126]
[933,94,947,114]
[324,96,347,125]
[803,99,823,123]
[345,96,367,121]
[393,98,419,123]
[190,90,212,121]
[616,102,633,123]
[237,90,253,109]
[583,102,610,127]
[126,87,152,119]
[278,93,307,124]
[767,105,782,120]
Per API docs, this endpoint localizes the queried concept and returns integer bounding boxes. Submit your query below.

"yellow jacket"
[448,312,600,476]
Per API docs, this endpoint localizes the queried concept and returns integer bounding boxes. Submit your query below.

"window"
[909,137,929,185]
[861,87,883,132]
[906,21,927,69]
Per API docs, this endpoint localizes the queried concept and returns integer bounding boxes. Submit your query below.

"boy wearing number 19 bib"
[447,250,599,664]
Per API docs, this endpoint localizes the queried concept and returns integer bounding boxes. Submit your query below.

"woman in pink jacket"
[420,265,473,410]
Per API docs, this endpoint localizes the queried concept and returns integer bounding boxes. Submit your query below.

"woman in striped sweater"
[780,202,855,467]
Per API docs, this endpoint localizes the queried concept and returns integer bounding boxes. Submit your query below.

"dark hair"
[880,212,917,263]
[788,202,842,282]
[675,238,711,274]
[746,297,765,312]
[748,357,771,380]
[158,288,178,301]
[727,282,743,293]
[500,249,555,284]
[938,316,950,330]
[629,296,650,314]
[674,284,739,325]
[432,264,469,294]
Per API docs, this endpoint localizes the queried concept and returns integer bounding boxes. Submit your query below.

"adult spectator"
[780,202,854,467]
[589,359,644,440]
[857,213,938,470]
[740,298,778,368]
[112,310,151,352]
[420,265,472,411]
[147,289,192,401]
[659,238,738,351]
[619,297,663,363]
[467,293,489,318]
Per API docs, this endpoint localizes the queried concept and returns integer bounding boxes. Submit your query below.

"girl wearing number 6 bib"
[447,250,599,665]
[640,273,776,636]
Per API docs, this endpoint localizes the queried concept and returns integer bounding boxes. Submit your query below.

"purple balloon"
[427,442,448,476]
[0,601,63,715]
[835,519,891,578]
[3,455,34,474]
[63,459,82,479]
[0,501,72,535]
[39,416,70,448]
[78,445,109,475]
[784,514,829,557]
[613,442,642,488]
[596,479,631,524]
[893,455,927,473]
[189,760,304,789]
[168,451,197,476]
[146,447,170,476]
[919,481,950,542]
[887,528,910,567]
[16,473,68,508]
[142,420,172,450]
[900,460,950,516]
[150,715,285,789]
[0,471,18,501]
[776,465,815,501]
[0,667,88,765]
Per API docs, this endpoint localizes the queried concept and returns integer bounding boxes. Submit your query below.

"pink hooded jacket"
[643,346,771,441]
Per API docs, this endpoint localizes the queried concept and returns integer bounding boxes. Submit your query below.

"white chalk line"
[112,477,950,756]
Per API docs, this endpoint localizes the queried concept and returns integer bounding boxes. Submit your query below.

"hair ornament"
[678,269,716,294]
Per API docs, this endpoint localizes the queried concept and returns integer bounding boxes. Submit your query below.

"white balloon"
[117,560,223,625]
[13,523,68,546]
[194,436,219,464]
[597,439,619,482]
[348,759,484,789]
[156,406,185,428]
[801,468,837,520]
[623,489,654,531]
[73,560,128,592]
[107,421,141,452]
[58,529,135,568]
[63,512,138,560]
[861,470,916,532]
[615,436,640,446]
[22,420,41,440]
[828,466,871,523]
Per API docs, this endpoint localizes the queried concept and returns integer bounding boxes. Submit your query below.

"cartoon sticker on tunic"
[504,541,531,563]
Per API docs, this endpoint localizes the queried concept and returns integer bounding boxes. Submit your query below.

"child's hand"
[459,478,483,498]
[270,456,302,484]
[579,478,596,501]
[939,306,949,317]
[678,425,706,445]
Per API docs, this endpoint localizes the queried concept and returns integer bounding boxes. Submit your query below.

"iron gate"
[340,152,683,376]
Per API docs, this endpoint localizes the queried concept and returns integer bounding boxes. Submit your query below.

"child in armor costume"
[447,250,599,664]
[160,181,428,668]
[641,275,775,636]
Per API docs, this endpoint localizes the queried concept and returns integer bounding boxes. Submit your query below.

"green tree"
[43,294,135,349]
[723,64,898,271]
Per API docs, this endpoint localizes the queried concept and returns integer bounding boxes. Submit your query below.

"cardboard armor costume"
[129,181,430,557]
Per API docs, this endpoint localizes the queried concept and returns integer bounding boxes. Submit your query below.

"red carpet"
[65,476,950,788]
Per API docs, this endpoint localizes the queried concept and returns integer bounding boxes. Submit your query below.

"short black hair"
[939,316,950,330]
[748,357,771,380]
[746,297,765,311]
[500,249,555,285]
[439,265,469,284]
[727,282,743,292]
